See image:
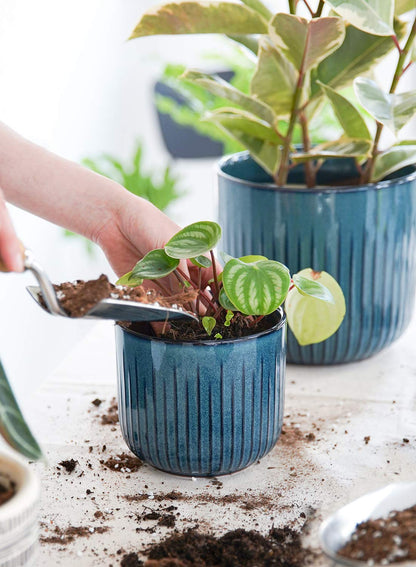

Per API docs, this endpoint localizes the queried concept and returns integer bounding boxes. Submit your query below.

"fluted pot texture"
[218,152,416,365]
[115,310,286,477]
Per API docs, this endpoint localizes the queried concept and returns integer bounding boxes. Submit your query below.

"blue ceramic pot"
[115,310,286,477]
[218,152,416,365]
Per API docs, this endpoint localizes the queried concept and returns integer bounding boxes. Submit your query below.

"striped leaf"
[132,249,179,279]
[292,273,334,303]
[372,143,416,181]
[222,258,291,315]
[324,0,394,36]
[165,221,221,259]
[190,255,212,268]
[0,360,43,461]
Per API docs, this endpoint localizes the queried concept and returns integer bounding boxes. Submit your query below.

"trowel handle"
[0,241,26,272]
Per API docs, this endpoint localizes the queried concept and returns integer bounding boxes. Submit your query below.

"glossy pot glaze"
[218,152,416,365]
[115,310,286,477]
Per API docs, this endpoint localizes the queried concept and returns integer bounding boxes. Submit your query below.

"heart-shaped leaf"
[354,77,416,134]
[269,14,345,72]
[116,271,144,287]
[285,269,346,346]
[292,273,334,303]
[324,0,394,36]
[202,316,216,336]
[250,38,297,117]
[317,81,371,140]
[0,360,43,461]
[372,143,416,181]
[182,70,277,126]
[165,221,221,259]
[222,258,291,315]
[132,249,179,279]
[130,2,268,39]
[239,255,268,263]
[190,256,212,269]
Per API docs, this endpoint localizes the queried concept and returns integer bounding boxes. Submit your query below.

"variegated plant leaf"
[324,0,394,36]
[0,360,43,461]
[293,137,372,161]
[372,143,416,181]
[165,221,222,259]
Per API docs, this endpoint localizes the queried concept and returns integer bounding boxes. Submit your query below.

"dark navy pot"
[218,152,416,365]
[115,310,286,477]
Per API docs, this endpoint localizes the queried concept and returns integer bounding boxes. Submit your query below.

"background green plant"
[131,0,416,187]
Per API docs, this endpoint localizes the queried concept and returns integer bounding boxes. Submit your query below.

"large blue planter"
[115,310,286,477]
[218,152,416,365]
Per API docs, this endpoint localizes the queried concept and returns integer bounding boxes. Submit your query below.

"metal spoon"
[1,248,197,323]
[320,481,416,566]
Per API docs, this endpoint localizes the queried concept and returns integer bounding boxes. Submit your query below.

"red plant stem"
[299,111,316,188]
[314,0,324,17]
[152,279,171,297]
[302,0,314,17]
[210,250,220,298]
[176,267,217,311]
[196,268,201,314]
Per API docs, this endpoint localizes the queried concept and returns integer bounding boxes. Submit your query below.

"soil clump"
[40,524,109,545]
[339,504,416,564]
[101,452,143,473]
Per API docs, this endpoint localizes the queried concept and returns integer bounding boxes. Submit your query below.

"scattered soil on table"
[133,526,315,567]
[57,459,78,473]
[48,275,195,318]
[120,553,144,566]
[100,397,119,425]
[101,452,143,473]
[40,524,109,545]
[0,477,15,506]
[338,504,416,564]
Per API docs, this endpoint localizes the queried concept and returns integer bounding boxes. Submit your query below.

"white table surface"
[27,317,416,566]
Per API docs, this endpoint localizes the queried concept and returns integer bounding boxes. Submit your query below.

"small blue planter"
[115,310,286,477]
[218,152,416,365]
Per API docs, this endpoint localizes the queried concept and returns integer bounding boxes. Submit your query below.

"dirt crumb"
[101,453,143,473]
[58,459,78,473]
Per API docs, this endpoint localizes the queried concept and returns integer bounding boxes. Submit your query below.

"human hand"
[0,189,24,272]
[93,192,221,294]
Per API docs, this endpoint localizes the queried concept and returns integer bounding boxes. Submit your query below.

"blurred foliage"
[156,45,341,151]
[64,142,183,253]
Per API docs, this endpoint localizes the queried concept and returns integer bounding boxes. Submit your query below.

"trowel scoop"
[2,248,197,323]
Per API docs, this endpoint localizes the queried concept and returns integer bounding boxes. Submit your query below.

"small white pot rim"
[0,450,40,520]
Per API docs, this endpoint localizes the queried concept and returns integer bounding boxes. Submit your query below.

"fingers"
[0,190,24,272]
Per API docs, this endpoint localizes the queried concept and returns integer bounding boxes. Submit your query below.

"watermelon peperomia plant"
[130,0,416,187]
[118,221,346,344]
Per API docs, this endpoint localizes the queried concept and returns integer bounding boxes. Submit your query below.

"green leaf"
[129,2,268,38]
[165,221,222,259]
[292,273,334,303]
[317,81,371,140]
[354,77,416,134]
[293,137,372,161]
[222,258,291,315]
[224,310,234,326]
[395,0,416,15]
[219,287,238,311]
[372,144,416,181]
[202,316,216,336]
[190,255,212,268]
[208,109,282,175]
[250,38,297,117]
[214,332,223,339]
[285,269,346,346]
[324,0,394,36]
[269,14,345,72]
[227,34,259,55]
[116,271,144,287]
[312,20,406,98]
[131,249,179,279]
[0,360,43,461]
[182,70,276,126]
[239,254,268,263]
[239,0,271,21]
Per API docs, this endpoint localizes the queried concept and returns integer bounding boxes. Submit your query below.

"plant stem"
[210,250,219,298]
[299,111,316,187]
[314,0,324,17]
[302,0,314,17]
[152,279,171,297]
[364,18,416,183]
[288,0,297,14]
[196,268,201,314]
[176,267,217,311]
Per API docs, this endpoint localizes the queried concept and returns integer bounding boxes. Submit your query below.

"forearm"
[0,122,129,241]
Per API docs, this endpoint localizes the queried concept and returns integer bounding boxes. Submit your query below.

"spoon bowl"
[320,481,416,566]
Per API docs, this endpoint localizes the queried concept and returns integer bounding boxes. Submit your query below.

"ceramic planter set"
[116,153,416,477]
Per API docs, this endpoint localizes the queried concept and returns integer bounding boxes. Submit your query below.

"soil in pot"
[0,473,15,506]
[338,504,416,564]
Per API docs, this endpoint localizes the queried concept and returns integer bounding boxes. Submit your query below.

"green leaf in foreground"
[116,271,144,287]
[0,360,43,461]
[165,221,221,259]
[219,287,237,311]
[292,273,334,303]
[202,316,216,336]
[293,137,372,161]
[129,2,268,39]
[131,249,179,280]
[324,0,394,36]
[222,258,291,315]
[190,255,212,269]
[285,269,346,346]
[372,144,416,181]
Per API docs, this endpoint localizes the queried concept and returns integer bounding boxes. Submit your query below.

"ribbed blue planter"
[115,310,286,477]
[218,152,416,365]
